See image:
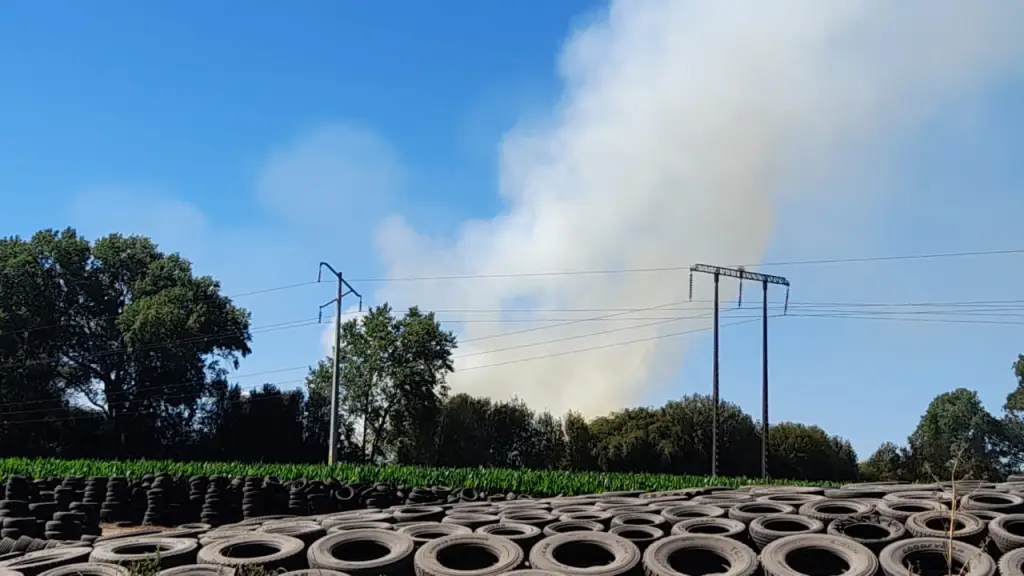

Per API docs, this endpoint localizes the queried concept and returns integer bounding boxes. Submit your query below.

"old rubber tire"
[259,522,326,546]
[398,523,472,548]
[643,535,757,576]
[38,564,130,576]
[905,510,986,544]
[670,517,746,540]
[748,514,825,550]
[0,547,91,576]
[874,499,945,522]
[727,502,796,524]
[827,517,905,553]
[90,537,198,569]
[608,525,662,552]
[961,491,1024,513]
[279,571,350,576]
[476,523,543,554]
[307,529,415,576]
[608,513,665,530]
[987,514,1024,553]
[999,547,1024,576]
[529,532,640,576]
[414,533,523,576]
[94,530,165,544]
[327,522,394,533]
[798,499,874,522]
[880,537,995,576]
[661,505,725,524]
[440,514,498,530]
[394,507,445,524]
[156,565,236,576]
[543,520,604,537]
[197,533,305,572]
[761,534,878,576]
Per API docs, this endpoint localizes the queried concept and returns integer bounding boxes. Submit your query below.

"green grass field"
[0,458,839,495]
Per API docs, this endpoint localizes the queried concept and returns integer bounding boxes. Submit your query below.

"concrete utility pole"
[317,262,362,466]
[689,264,789,479]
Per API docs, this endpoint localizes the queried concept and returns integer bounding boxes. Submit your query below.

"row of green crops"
[0,458,843,495]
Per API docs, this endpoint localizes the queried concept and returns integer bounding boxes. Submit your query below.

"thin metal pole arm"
[318,262,339,282]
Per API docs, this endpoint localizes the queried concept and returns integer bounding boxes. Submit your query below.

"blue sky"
[2,1,1024,461]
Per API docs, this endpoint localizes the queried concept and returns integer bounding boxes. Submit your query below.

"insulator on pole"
[688,271,694,301]
[784,287,790,314]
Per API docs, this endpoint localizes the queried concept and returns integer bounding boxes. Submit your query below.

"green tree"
[1006,355,1024,414]
[302,358,359,462]
[768,423,859,481]
[0,229,252,457]
[434,393,493,467]
[337,304,456,463]
[486,397,539,469]
[859,441,915,482]
[530,411,567,470]
[909,388,1005,480]
[655,395,762,477]
[562,410,597,470]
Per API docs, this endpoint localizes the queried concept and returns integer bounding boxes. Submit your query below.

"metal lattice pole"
[317,262,362,465]
[689,264,790,479]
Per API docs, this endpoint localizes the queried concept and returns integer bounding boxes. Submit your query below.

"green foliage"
[0,229,251,458]
[1007,355,1024,414]
[6,226,1024,485]
[0,457,832,495]
[859,441,915,482]
[336,304,456,463]
[908,388,1005,480]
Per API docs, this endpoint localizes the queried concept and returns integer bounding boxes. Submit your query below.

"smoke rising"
[373,0,1024,417]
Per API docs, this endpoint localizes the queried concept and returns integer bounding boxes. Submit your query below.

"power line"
[4,300,1022,375]
[3,305,1022,418]
[454,310,729,360]
[0,378,307,426]
[426,298,1024,312]
[0,316,337,371]
[0,281,324,339]
[458,300,690,344]
[0,365,311,411]
[786,312,1024,327]
[346,247,1024,283]
[457,317,767,372]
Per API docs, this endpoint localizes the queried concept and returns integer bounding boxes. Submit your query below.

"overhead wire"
[0,378,308,426]
[0,365,312,410]
[4,299,1024,374]
[344,247,1024,283]
[2,244,1023,417]
[3,303,1023,418]
[0,280,324,340]
[0,315,340,371]
[5,243,1023,338]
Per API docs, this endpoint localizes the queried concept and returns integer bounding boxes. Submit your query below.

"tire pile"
[2,479,1024,575]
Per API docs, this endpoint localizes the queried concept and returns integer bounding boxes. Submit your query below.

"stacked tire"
[2,479,1024,575]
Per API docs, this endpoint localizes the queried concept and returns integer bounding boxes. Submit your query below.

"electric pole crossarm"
[318,262,339,282]
[688,262,790,481]
[690,263,789,287]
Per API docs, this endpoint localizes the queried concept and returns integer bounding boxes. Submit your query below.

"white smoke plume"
[373,0,1024,418]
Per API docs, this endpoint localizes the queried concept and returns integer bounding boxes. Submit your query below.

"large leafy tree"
[0,228,252,457]
[336,304,456,463]
[908,388,1007,480]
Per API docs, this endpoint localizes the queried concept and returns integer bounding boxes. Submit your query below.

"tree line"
[2,229,1023,482]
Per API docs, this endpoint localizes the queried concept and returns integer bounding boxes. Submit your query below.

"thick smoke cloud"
[373,0,1024,417]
